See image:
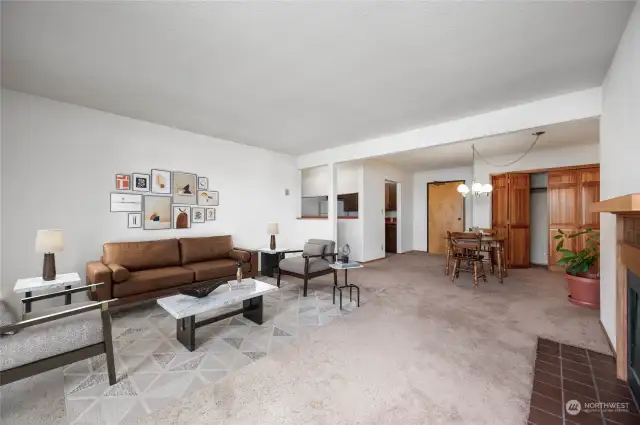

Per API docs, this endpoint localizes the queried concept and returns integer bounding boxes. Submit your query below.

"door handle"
[457,218,461,221]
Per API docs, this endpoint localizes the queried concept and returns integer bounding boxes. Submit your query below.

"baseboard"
[530,263,548,269]
[599,319,616,356]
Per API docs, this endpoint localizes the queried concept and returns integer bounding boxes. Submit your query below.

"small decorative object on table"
[179,281,227,298]
[339,244,351,263]
[267,223,279,250]
[35,229,64,281]
[236,260,243,283]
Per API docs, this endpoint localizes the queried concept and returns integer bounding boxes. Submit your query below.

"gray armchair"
[277,239,338,297]
[0,284,117,387]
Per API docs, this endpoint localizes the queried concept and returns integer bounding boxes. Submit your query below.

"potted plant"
[554,228,600,308]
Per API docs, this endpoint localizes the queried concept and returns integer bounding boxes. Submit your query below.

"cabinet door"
[508,173,531,268]
[384,183,390,210]
[491,174,509,263]
[389,183,397,210]
[548,170,579,271]
[578,167,600,265]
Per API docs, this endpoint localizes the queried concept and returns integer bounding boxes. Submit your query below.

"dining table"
[444,234,508,283]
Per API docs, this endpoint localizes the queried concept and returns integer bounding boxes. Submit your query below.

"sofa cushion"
[113,267,194,298]
[103,239,181,271]
[179,236,234,265]
[184,259,250,281]
[0,303,103,371]
[279,257,331,275]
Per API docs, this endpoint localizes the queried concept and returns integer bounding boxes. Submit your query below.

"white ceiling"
[1,2,633,155]
[378,117,600,172]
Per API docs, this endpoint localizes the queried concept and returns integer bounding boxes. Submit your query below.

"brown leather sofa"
[86,236,257,305]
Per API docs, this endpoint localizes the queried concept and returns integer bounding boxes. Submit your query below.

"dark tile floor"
[528,338,640,425]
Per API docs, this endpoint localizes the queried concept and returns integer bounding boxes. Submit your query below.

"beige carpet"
[127,253,609,425]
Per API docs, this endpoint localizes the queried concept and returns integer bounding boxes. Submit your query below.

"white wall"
[600,2,640,347]
[362,160,412,261]
[1,90,301,310]
[301,165,329,197]
[530,190,549,265]
[412,166,473,252]
[472,143,600,228]
[336,161,361,195]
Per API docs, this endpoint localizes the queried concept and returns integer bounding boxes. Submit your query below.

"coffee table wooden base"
[176,296,263,352]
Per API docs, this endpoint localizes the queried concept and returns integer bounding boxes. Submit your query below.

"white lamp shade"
[267,223,279,235]
[471,182,483,192]
[457,184,469,194]
[35,229,64,253]
[481,183,493,193]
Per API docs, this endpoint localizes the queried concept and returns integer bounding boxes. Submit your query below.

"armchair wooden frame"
[277,251,338,297]
[0,283,118,386]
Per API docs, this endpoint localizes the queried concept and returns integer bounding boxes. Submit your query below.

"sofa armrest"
[229,249,251,262]
[86,261,112,301]
[107,264,130,283]
[233,247,258,277]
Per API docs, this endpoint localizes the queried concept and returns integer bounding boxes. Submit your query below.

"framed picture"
[198,190,219,206]
[192,207,205,223]
[151,169,171,194]
[173,172,197,205]
[206,208,216,221]
[198,177,208,190]
[115,174,131,191]
[110,193,142,212]
[173,206,191,229]
[128,213,142,228]
[143,196,172,230]
[132,173,150,192]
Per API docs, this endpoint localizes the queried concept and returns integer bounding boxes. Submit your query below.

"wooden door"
[384,183,390,210]
[428,181,464,254]
[548,170,579,271]
[389,183,397,210]
[578,167,600,262]
[508,173,531,267]
[491,174,509,262]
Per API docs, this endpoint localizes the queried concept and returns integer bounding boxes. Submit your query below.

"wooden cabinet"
[339,193,358,212]
[385,182,397,211]
[547,167,600,271]
[385,224,397,253]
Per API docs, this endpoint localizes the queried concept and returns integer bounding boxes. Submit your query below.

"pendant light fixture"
[457,131,546,198]
[457,143,492,197]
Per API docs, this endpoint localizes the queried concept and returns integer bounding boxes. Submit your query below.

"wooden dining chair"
[448,231,487,288]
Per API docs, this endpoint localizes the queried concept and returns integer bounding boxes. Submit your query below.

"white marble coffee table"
[157,279,278,351]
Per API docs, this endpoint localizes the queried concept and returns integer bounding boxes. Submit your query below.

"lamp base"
[270,235,276,251]
[43,253,56,281]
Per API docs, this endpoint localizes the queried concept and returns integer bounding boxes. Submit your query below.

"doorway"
[427,180,465,254]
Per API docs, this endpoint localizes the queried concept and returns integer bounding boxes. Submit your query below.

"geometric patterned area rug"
[528,337,639,425]
[63,278,366,425]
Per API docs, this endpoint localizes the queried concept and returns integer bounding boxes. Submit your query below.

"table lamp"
[35,229,64,281]
[267,223,279,250]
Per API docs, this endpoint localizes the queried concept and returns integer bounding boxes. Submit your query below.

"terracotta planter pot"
[566,273,600,309]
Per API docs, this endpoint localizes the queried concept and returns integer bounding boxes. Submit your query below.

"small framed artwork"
[143,195,172,230]
[173,172,197,205]
[151,169,171,194]
[115,174,131,191]
[110,193,142,212]
[198,177,208,190]
[173,206,191,229]
[128,213,142,228]
[198,190,219,206]
[132,173,150,192]
[206,208,216,221]
[192,207,205,223]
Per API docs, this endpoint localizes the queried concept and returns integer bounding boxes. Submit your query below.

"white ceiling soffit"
[378,117,600,172]
[1,1,633,155]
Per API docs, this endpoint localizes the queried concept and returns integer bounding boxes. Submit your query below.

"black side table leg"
[333,286,336,305]
[65,285,72,305]
[25,291,32,313]
[176,316,196,352]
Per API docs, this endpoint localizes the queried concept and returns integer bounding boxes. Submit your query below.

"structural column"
[327,162,338,244]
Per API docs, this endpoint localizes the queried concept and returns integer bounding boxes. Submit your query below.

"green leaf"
[554,235,563,240]
[555,240,564,251]
[558,229,564,235]
[558,249,576,257]
[556,258,571,265]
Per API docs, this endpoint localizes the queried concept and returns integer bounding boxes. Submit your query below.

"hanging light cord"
[473,131,545,167]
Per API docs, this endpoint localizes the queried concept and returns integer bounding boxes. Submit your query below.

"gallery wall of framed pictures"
[112,171,218,230]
